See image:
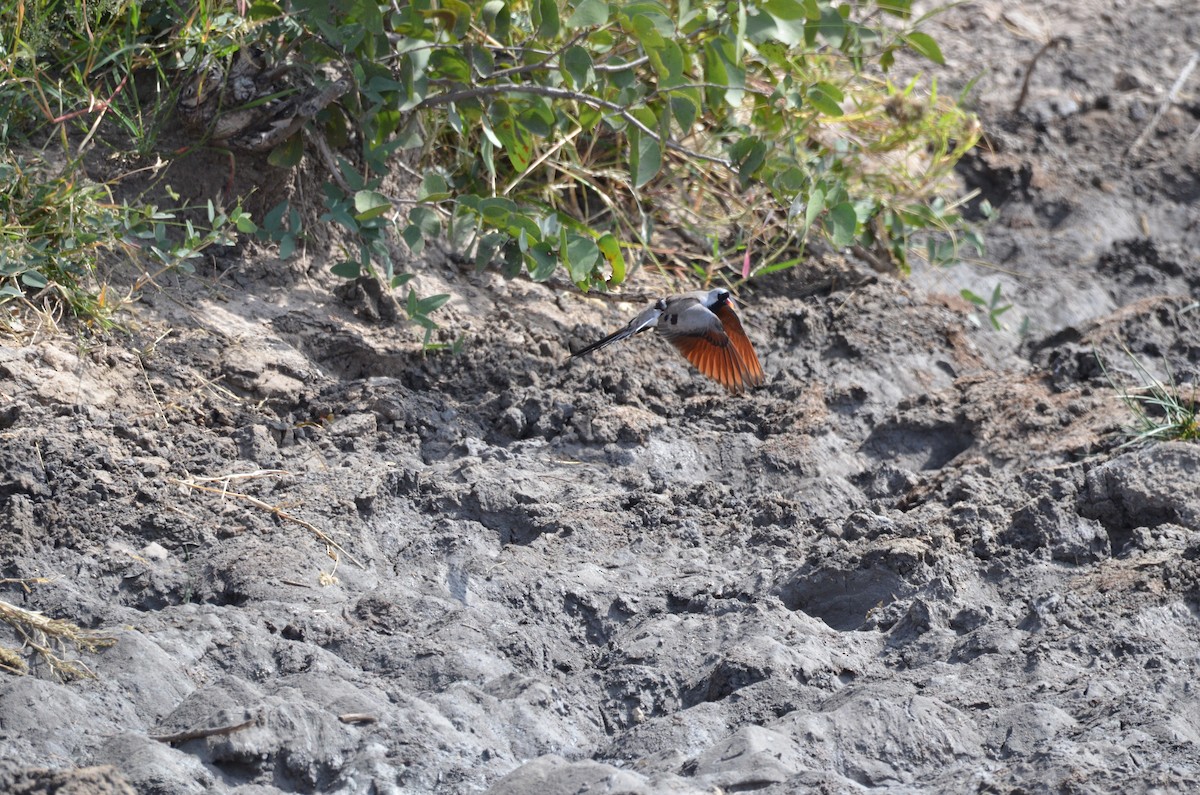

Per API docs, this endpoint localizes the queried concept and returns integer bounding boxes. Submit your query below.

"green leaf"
[481,0,511,40]
[597,233,626,285]
[806,82,845,116]
[763,0,806,19]
[567,0,609,28]
[279,235,296,259]
[960,288,985,307]
[669,88,700,133]
[562,46,595,90]
[646,39,685,86]
[579,104,603,131]
[703,37,744,107]
[730,137,767,187]
[803,186,825,235]
[354,190,392,221]
[564,233,600,283]
[527,241,558,281]
[397,51,430,111]
[629,12,665,46]
[477,196,519,225]
[416,293,451,315]
[775,166,806,193]
[518,100,556,138]
[429,49,471,81]
[262,201,288,231]
[20,271,48,288]
[441,0,474,37]
[629,127,662,188]
[267,134,304,168]
[417,172,450,202]
[904,32,944,65]
[878,0,912,16]
[489,100,534,171]
[828,202,857,248]
[474,232,503,270]
[811,6,847,48]
[533,0,560,38]
[331,260,362,279]
[248,2,283,21]
[409,205,441,239]
[468,44,495,78]
[402,224,425,253]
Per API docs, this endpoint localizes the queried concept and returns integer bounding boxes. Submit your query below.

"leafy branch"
[1,0,983,330]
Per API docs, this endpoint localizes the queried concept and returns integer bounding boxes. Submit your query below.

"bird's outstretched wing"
[713,301,765,388]
[657,300,755,394]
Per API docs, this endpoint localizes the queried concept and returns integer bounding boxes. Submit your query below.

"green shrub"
[2,0,982,327]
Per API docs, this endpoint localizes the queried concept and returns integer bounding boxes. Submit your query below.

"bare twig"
[338,713,378,725]
[486,30,590,82]
[1187,120,1200,152]
[305,127,354,193]
[1128,48,1200,157]
[136,355,170,429]
[1012,36,1067,115]
[152,715,258,744]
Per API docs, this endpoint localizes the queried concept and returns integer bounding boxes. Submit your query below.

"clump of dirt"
[3,1,1200,793]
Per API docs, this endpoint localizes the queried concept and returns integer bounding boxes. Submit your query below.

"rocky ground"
[2,1,1200,793]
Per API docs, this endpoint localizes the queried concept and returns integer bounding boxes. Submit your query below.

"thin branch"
[152,715,258,744]
[1012,36,1067,115]
[1127,48,1200,157]
[592,55,650,73]
[413,82,731,167]
[338,713,379,725]
[487,29,590,82]
[645,81,774,101]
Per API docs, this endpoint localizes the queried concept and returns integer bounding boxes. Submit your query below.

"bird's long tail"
[569,302,664,359]
[570,325,640,358]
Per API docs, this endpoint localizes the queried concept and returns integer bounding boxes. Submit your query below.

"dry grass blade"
[169,475,365,569]
[0,645,27,675]
[1128,48,1200,157]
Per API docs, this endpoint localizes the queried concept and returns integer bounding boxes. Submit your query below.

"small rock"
[141,542,169,561]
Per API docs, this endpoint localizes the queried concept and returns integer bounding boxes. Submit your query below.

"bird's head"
[704,288,733,308]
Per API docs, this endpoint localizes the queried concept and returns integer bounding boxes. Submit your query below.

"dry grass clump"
[0,594,116,680]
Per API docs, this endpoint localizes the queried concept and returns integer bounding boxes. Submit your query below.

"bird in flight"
[570,288,766,394]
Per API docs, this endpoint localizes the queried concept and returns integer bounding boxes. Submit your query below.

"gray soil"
[3,1,1200,793]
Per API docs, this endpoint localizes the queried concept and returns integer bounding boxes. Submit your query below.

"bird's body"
[571,288,765,394]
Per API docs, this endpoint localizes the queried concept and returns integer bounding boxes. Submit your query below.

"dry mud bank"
[3,0,1200,793]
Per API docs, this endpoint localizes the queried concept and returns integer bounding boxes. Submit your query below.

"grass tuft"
[1099,342,1200,450]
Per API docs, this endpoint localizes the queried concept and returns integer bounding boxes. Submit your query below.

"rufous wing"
[667,331,750,394]
[713,302,765,388]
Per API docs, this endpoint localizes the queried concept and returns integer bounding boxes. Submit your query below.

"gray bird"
[571,288,766,394]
